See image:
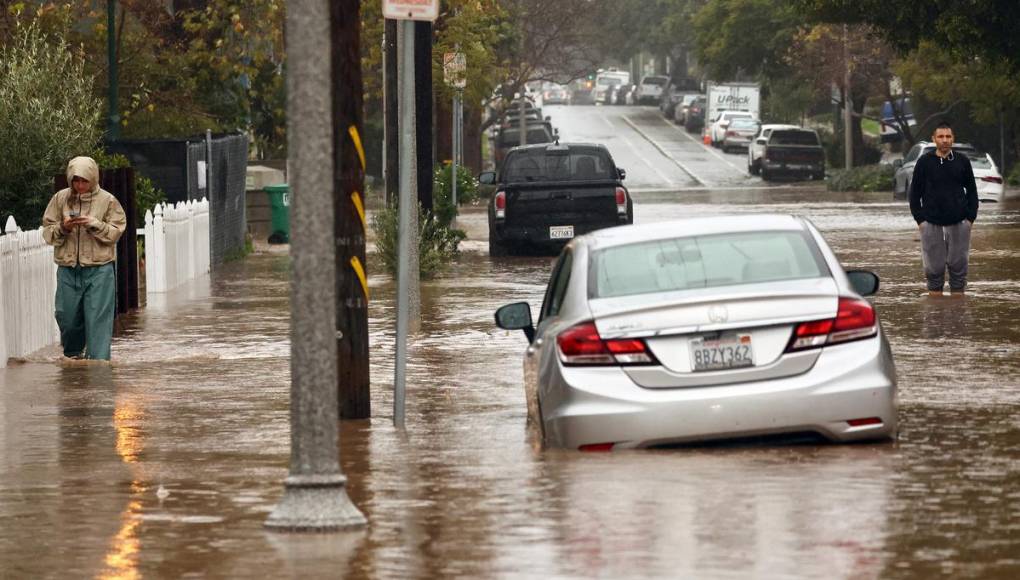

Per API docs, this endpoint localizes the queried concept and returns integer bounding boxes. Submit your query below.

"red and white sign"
[382,0,439,21]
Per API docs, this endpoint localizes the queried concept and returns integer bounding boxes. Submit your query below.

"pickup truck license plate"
[549,225,574,240]
[690,334,754,371]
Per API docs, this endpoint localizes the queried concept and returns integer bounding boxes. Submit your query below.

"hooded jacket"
[41,156,127,267]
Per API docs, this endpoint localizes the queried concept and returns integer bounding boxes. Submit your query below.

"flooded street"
[3,106,1020,578]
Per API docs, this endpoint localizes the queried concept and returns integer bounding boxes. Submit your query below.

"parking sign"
[382,0,439,21]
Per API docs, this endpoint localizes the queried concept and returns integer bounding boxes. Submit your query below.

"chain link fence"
[107,133,249,268]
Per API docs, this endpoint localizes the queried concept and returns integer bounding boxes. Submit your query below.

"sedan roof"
[582,214,807,251]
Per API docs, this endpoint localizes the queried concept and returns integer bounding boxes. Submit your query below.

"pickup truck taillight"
[615,187,628,216]
[494,191,506,219]
[981,176,1003,184]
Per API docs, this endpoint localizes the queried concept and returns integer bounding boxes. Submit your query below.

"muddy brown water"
[1,189,1018,578]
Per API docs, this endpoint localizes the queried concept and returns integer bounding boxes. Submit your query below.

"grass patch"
[827,164,895,192]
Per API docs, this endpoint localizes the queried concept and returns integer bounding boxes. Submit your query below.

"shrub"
[827,164,896,192]
[432,162,480,228]
[816,126,883,167]
[1007,164,1020,187]
[0,20,102,228]
[371,202,466,279]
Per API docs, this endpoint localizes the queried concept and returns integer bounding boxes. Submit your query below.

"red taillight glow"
[787,297,877,352]
[981,176,1003,184]
[579,443,615,452]
[847,417,883,427]
[726,130,737,137]
[494,191,506,219]
[557,321,656,366]
[615,187,627,215]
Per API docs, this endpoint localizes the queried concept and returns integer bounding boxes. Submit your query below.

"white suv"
[747,124,799,174]
[634,75,668,105]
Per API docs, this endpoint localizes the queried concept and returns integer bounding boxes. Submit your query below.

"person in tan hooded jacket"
[42,156,127,360]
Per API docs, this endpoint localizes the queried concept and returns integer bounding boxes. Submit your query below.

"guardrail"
[0,217,60,367]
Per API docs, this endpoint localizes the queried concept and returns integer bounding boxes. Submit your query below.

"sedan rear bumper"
[542,335,897,449]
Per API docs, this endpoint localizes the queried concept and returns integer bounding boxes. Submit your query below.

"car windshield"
[590,231,828,298]
[643,77,668,86]
[770,130,819,146]
[503,148,615,183]
[499,128,552,148]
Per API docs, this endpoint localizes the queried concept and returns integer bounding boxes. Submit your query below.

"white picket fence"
[143,198,211,293]
[0,217,60,367]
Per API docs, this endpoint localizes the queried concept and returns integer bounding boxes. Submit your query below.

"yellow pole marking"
[348,125,366,172]
[350,256,369,300]
[351,191,366,230]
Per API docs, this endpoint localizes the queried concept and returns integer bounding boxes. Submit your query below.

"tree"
[692,0,798,81]
[0,19,102,228]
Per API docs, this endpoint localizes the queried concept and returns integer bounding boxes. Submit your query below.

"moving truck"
[706,82,761,125]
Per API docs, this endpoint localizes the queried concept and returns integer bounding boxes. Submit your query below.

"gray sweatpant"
[920,221,972,291]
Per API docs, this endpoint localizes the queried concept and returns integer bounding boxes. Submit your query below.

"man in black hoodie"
[909,121,978,297]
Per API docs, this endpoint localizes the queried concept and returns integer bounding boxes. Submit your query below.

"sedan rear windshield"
[503,148,616,182]
[770,130,820,146]
[498,128,553,148]
[590,231,829,298]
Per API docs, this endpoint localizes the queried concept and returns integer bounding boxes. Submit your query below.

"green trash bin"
[265,184,290,244]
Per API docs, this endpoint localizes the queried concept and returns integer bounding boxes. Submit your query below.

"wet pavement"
[3,106,1020,578]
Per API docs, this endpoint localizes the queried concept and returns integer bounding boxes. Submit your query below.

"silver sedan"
[495,215,898,450]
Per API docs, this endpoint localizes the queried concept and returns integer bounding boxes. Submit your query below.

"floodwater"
[1,189,1019,579]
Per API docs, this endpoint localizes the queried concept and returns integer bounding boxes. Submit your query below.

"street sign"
[382,0,439,21]
[443,52,466,89]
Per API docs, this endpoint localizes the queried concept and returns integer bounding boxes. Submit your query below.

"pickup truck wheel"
[761,167,771,181]
[749,160,760,175]
[489,225,510,257]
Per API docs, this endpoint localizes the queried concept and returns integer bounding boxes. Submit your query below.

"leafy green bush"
[1007,164,1020,186]
[371,202,466,279]
[827,164,896,192]
[0,20,102,228]
[432,162,480,228]
[816,126,883,167]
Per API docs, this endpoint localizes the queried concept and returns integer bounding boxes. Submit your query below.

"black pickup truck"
[759,128,825,181]
[479,143,633,256]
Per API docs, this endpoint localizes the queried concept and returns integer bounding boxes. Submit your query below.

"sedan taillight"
[786,297,877,352]
[557,321,657,366]
[494,190,506,219]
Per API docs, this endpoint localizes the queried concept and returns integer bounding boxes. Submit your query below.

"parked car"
[759,128,825,181]
[672,93,703,125]
[708,110,756,147]
[684,96,707,133]
[609,84,634,106]
[593,71,628,105]
[659,77,700,117]
[494,124,556,169]
[494,214,897,450]
[892,141,1003,202]
[543,85,569,105]
[479,143,632,256]
[634,75,669,105]
[747,124,799,175]
[721,118,760,153]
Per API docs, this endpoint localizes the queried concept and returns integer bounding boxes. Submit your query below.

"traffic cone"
[702,132,711,145]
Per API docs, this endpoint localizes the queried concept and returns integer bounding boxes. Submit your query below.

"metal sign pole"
[394,18,415,429]
[452,93,459,208]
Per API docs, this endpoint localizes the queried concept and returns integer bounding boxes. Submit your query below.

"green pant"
[55,263,116,360]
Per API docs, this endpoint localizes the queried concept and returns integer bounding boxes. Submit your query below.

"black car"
[494,123,556,169]
[759,128,825,181]
[684,96,707,133]
[479,143,633,256]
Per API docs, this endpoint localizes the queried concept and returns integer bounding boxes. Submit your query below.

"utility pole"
[331,0,370,419]
[384,20,399,206]
[843,24,854,170]
[266,0,365,531]
[415,21,434,211]
[106,0,120,140]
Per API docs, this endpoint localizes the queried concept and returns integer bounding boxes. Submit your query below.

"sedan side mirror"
[892,159,903,169]
[846,270,880,296]
[495,302,535,343]
[478,171,496,185]
[617,168,626,180]
[756,138,766,145]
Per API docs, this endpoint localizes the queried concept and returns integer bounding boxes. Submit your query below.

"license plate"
[690,334,754,371]
[549,225,574,240]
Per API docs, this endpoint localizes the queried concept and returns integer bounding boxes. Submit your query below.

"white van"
[594,70,630,104]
